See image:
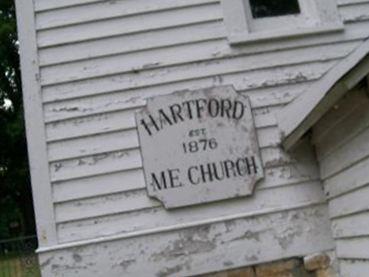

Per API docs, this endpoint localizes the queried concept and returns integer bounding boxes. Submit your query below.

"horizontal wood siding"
[340,259,369,277]
[313,86,369,275]
[27,0,369,274]
[56,182,325,242]
[39,204,334,277]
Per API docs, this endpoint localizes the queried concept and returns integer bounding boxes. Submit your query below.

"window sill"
[228,23,345,45]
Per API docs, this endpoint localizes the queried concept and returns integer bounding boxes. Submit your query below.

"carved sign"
[135,86,264,208]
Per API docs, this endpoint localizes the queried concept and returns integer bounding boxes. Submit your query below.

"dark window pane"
[249,0,300,18]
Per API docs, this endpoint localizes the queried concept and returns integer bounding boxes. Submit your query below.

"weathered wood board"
[16,0,369,275]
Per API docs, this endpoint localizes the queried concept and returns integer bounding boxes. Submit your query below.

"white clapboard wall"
[313,86,369,277]
[15,0,369,275]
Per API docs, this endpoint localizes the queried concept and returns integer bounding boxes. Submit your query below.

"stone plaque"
[135,86,264,208]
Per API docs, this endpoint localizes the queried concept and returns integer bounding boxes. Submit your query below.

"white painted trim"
[229,24,344,45]
[221,0,250,40]
[37,201,326,253]
[15,0,57,246]
[338,0,369,6]
[278,38,369,150]
[221,0,343,45]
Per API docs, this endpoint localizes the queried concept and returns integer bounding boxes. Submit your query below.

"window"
[221,0,343,44]
[249,0,300,18]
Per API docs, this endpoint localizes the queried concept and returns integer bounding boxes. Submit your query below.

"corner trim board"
[15,0,58,246]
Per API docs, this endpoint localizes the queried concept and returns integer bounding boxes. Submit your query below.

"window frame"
[221,0,344,45]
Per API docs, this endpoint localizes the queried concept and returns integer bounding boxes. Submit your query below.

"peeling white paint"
[15,0,369,275]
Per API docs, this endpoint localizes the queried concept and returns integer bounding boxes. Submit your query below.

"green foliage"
[0,0,35,238]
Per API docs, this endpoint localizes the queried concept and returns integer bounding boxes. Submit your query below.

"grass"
[0,253,41,277]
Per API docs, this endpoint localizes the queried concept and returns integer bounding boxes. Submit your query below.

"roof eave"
[278,38,369,151]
